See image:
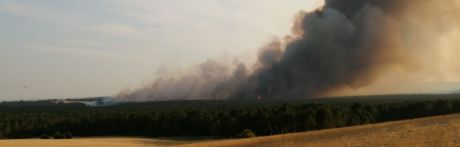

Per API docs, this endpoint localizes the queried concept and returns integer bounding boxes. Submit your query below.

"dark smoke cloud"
[116,0,453,101]
[235,0,405,99]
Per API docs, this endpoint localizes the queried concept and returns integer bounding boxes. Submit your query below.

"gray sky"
[0,0,324,100]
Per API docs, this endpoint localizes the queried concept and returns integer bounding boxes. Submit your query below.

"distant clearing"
[2,114,460,147]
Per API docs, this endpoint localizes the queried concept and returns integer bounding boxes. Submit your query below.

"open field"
[182,114,460,147]
[0,137,206,147]
[2,114,460,147]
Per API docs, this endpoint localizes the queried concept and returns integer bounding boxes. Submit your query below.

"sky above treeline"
[0,0,324,100]
[2,0,460,101]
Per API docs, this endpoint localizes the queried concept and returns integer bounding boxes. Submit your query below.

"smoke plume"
[116,0,460,101]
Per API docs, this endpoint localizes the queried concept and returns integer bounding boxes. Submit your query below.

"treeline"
[0,99,460,139]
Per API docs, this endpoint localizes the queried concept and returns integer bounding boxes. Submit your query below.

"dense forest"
[1,95,460,139]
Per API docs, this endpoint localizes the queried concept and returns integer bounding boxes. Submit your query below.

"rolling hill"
[181,113,460,147]
[2,113,460,146]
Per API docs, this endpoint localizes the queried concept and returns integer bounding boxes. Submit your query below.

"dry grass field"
[0,137,205,147]
[2,114,460,147]
[182,114,460,147]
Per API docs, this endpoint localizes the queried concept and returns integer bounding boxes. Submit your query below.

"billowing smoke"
[117,59,250,101]
[116,0,460,101]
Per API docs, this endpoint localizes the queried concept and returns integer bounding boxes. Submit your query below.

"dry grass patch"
[2,114,460,147]
[181,114,460,147]
[0,137,202,147]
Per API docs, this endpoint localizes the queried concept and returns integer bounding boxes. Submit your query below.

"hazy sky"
[0,0,325,100]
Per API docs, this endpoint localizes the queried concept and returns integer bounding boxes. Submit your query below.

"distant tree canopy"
[0,99,460,139]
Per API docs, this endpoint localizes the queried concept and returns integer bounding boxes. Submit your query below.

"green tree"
[237,129,256,138]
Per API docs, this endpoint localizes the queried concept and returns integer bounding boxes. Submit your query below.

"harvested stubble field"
[182,114,460,147]
[2,114,460,147]
[0,137,204,147]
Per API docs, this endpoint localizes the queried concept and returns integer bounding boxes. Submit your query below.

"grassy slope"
[181,114,460,147]
[2,114,460,147]
[0,137,204,147]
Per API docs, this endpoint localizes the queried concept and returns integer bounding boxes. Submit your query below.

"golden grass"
[0,137,201,147]
[181,114,460,147]
[2,114,460,147]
